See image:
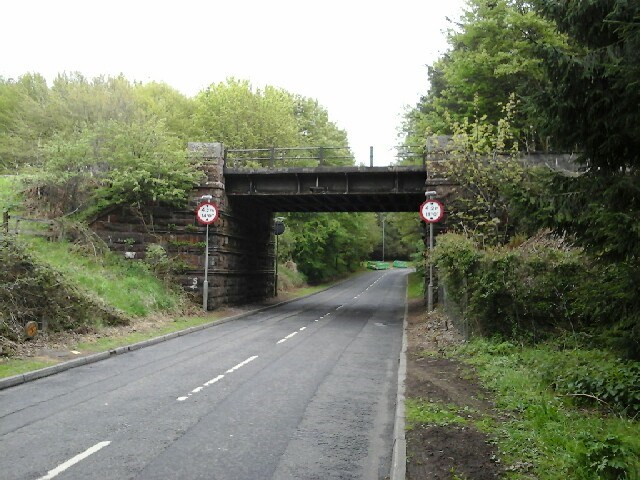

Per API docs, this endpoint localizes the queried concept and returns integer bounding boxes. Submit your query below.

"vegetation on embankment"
[461,338,639,480]
[0,234,189,355]
[1,236,126,354]
[410,338,640,480]
[27,237,185,316]
[407,272,640,479]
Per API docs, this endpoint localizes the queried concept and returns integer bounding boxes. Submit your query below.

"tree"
[433,96,525,245]
[132,81,197,141]
[282,212,378,283]
[35,118,203,217]
[402,0,567,150]
[531,0,640,171]
[193,78,299,149]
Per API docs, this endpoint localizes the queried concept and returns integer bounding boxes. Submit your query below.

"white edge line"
[38,441,111,480]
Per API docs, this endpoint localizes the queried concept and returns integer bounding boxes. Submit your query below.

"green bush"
[575,433,637,480]
[434,232,585,340]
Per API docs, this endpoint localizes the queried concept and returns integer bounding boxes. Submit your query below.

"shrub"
[435,232,585,340]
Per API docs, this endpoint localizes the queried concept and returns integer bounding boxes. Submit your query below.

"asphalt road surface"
[0,269,407,480]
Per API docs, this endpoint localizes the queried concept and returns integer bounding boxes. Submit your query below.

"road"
[0,269,407,480]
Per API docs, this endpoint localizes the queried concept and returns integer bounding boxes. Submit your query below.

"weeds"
[454,338,640,479]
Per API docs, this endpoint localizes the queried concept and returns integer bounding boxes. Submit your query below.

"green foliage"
[282,212,378,283]
[509,169,640,357]
[407,272,424,300]
[576,433,636,480]
[512,170,640,262]
[455,338,640,479]
[434,96,527,244]
[27,237,184,317]
[435,232,589,339]
[372,212,422,261]
[402,0,567,148]
[276,261,307,293]
[0,236,128,353]
[432,233,480,303]
[143,244,176,280]
[32,117,203,216]
[194,78,300,149]
[531,0,640,171]
[534,348,640,418]
[0,175,23,211]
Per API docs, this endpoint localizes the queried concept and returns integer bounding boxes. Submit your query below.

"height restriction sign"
[419,200,444,223]
[195,201,219,225]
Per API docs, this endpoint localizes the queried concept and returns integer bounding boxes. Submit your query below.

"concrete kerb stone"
[0,283,336,392]
[390,275,409,480]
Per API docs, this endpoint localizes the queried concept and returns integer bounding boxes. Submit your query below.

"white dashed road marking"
[37,441,111,480]
[177,356,258,401]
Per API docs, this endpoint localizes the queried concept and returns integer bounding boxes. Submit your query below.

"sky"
[1,0,467,166]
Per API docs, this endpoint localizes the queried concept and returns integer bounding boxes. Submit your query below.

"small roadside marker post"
[419,193,444,312]
[195,196,219,311]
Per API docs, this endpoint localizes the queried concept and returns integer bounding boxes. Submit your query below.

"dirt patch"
[405,298,502,479]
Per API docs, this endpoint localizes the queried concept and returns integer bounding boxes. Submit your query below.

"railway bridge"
[90,142,575,308]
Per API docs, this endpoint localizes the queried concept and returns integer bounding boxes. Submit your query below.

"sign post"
[420,194,444,312]
[196,197,219,311]
[273,217,285,297]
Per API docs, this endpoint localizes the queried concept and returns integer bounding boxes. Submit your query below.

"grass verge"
[408,271,423,299]
[71,314,225,353]
[0,359,58,378]
[448,338,640,479]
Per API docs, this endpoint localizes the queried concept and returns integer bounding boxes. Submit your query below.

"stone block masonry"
[90,143,275,309]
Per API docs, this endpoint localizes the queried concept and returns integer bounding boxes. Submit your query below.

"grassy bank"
[408,271,423,299]
[26,237,186,317]
[456,338,639,479]
[408,335,639,479]
[0,175,22,208]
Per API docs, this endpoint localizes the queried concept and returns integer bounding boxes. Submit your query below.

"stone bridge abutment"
[91,143,276,309]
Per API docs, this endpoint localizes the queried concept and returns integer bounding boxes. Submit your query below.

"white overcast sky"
[1,0,467,166]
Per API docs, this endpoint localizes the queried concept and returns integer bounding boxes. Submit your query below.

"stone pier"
[90,143,275,309]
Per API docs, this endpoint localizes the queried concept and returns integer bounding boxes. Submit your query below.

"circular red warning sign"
[195,202,219,225]
[419,200,444,223]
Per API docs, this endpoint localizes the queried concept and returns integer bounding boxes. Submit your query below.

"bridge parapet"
[225,146,355,169]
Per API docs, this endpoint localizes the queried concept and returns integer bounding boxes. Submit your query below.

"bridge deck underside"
[224,167,453,212]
